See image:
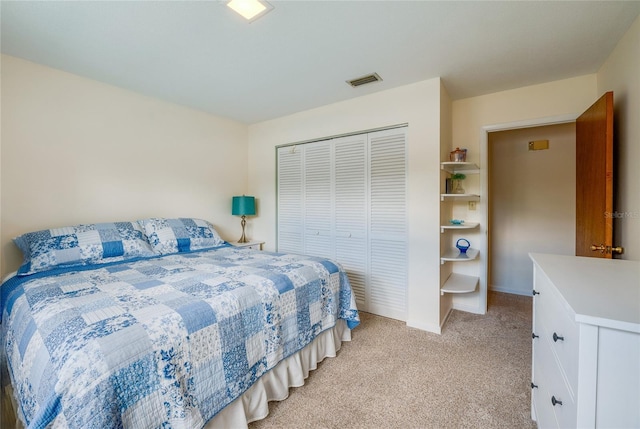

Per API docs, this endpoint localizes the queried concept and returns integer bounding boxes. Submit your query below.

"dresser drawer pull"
[531,382,538,389]
[551,396,563,406]
[553,332,565,342]
[533,289,540,296]
[532,332,539,339]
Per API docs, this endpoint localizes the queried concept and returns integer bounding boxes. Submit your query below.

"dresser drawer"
[532,359,559,428]
[533,271,579,393]
[530,254,640,429]
[533,327,577,429]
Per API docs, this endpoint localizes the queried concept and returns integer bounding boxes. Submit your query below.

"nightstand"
[229,240,264,250]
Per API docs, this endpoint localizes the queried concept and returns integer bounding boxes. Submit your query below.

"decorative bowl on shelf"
[456,238,470,254]
[449,147,467,162]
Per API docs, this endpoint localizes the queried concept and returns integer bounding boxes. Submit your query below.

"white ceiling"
[2,1,639,124]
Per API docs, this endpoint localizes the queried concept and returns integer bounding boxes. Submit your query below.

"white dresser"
[529,253,640,429]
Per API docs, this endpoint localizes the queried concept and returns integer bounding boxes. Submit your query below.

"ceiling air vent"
[347,73,383,87]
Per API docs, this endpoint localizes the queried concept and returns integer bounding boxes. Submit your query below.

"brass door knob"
[590,244,624,254]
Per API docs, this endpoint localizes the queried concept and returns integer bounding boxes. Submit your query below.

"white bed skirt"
[2,319,351,429]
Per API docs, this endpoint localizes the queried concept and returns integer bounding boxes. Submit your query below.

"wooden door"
[575,91,617,258]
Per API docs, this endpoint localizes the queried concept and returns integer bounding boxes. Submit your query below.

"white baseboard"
[406,319,441,334]
[452,302,485,314]
[439,306,453,329]
[489,285,532,297]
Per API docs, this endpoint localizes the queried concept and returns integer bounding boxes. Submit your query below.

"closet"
[276,127,407,321]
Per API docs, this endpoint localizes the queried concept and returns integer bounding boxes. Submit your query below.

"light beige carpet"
[249,292,537,429]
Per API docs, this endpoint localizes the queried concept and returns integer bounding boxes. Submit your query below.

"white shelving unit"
[440,161,480,174]
[441,247,479,263]
[440,193,480,201]
[440,273,479,295]
[440,161,480,296]
[440,222,479,233]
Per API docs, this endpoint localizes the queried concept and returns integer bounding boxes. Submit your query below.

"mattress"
[1,246,359,428]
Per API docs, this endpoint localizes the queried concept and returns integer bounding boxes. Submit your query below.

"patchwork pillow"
[137,217,224,255]
[14,222,155,276]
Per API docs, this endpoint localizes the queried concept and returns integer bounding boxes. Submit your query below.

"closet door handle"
[532,333,539,339]
[553,332,564,342]
[551,396,563,406]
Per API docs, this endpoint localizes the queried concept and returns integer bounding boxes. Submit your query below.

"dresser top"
[530,253,640,332]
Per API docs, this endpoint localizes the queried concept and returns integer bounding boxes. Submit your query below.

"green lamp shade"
[232,196,256,216]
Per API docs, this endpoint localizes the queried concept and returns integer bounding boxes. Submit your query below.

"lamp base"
[238,215,248,243]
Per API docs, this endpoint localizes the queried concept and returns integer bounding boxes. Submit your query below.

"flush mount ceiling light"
[227,0,274,22]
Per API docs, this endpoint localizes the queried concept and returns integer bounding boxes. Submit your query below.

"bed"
[0,218,359,428]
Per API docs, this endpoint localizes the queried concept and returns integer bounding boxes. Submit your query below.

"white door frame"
[478,114,578,311]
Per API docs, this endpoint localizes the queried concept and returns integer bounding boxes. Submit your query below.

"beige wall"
[2,14,636,329]
[451,75,598,311]
[597,15,640,261]
[0,57,3,278]
[0,55,248,276]
[247,78,444,333]
[453,75,598,140]
[489,123,576,295]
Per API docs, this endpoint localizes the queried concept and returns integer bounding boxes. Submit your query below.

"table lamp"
[232,195,256,243]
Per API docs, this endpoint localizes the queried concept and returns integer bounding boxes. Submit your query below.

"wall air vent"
[347,73,383,87]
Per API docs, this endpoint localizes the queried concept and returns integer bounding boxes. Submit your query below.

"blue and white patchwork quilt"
[1,246,359,428]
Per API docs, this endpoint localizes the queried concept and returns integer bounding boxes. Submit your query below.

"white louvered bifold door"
[276,127,407,321]
[277,146,304,254]
[334,134,368,310]
[303,142,333,258]
[368,128,407,320]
